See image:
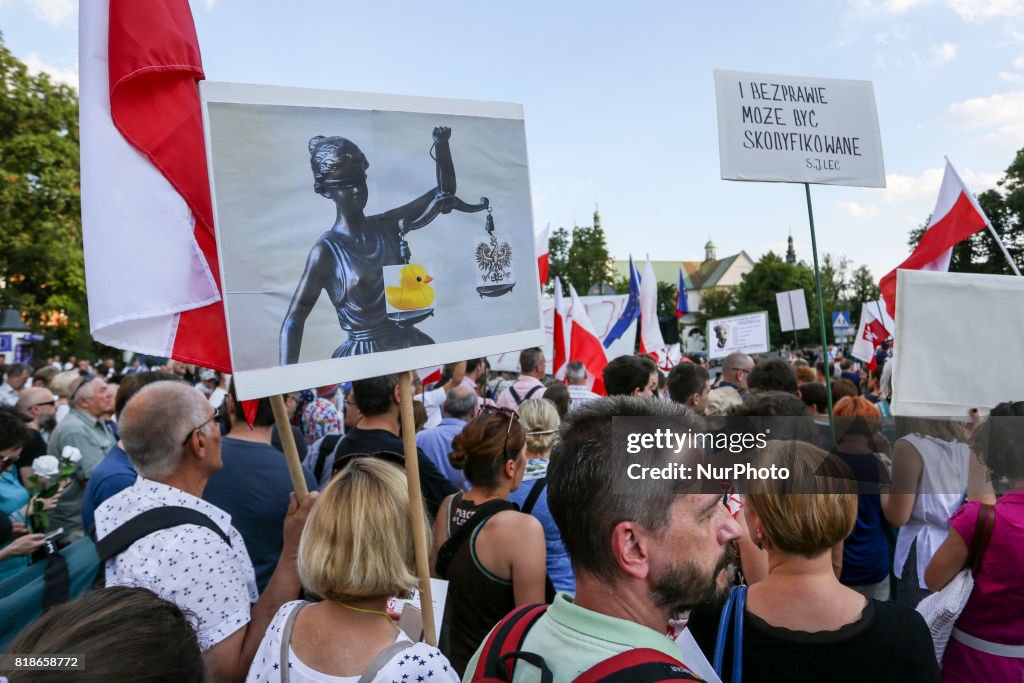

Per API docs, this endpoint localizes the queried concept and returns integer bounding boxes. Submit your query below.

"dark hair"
[352,375,398,417]
[519,348,544,374]
[799,382,828,414]
[543,382,570,420]
[972,401,1024,481]
[547,396,704,582]
[602,355,656,397]
[5,363,30,378]
[1,586,205,683]
[748,358,798,395]
[115,371,180,418]
[730,390,819,444]
[0,406,32,452]
[667,363,709,404]
[449,412,526,489]
[412,401,427,432]
[830,378,858,403]
[815,361,834,380]
[228,380,275,427]
[465,358,485,376]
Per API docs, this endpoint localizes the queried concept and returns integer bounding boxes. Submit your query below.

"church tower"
[786,230,796,264]
[593,204,601,231]
[704,239,716,262]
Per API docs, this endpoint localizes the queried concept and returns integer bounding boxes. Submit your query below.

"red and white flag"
[567,284,608,395]
[638,258,666,359]
[535,224,551,286]
[416,366,443,386]
[850,301,894,369]
[551,278,568,379]
[879,160,990,319]
[79,0,230,372]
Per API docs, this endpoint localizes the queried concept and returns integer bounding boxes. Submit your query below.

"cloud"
[838,200,880,219]
[884,166,1001,208]
[195,0,217,9]
[26,0,75,25]
[22,53,77,89]
[999,71,1024,85]
[1015,56,1024,68]
[932,42,958,64]
[852,0,1024,21]
[947,89,1024,128]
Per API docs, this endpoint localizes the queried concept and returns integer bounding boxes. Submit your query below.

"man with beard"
[14,387,58,487]
[463,396,740,682]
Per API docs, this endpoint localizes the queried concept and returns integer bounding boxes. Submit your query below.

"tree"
[694,287,736,331]
[0,35,88,355]
[733,251,821,345]
[848,264,881,327]
[547,222,612,294]
[818,253,850,319]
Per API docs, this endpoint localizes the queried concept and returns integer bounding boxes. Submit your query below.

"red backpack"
[469,604,703,683]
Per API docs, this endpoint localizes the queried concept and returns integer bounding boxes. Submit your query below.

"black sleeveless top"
[442,493,518,676]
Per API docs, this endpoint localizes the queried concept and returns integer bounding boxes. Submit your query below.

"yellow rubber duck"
[386,264,435,310]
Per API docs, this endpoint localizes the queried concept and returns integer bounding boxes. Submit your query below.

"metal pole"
[804,183,836,448]
[985,222,1022,276]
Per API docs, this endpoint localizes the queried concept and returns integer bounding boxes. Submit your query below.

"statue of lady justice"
[279,126,488,364]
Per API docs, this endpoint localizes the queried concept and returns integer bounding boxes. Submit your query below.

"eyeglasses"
[68,373,97,404]
[481,405,519,459]
[181,402,227,446]
[31,401,56,408]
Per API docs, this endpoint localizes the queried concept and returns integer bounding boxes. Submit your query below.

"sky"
[2,0,1023,280]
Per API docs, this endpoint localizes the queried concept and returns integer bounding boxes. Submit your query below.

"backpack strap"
[279,601,309,683]
[521,478,547,515]
[509,387,522,405]
[94,506,232,565]
[314,433,342,482]
[435,499,517,578]
[470,603,549,682]
[712,586,746,683]
[573,649,701,683]
[522,385,543,402]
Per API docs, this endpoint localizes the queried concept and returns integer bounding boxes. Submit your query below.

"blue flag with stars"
[604,255,640,348]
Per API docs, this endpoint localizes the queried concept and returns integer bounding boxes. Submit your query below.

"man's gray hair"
[119,381,210,480]
[565,361,587,383]
[68,376,99,408]
[444,386,477,420]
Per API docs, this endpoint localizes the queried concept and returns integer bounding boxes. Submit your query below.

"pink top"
[494,376,546,411]
[942,491,1024,682]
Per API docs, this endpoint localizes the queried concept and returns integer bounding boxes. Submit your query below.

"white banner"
[776,289,810,332]
[488,294,637,372]
[714,69,885,188]
[892,270,1024,416]
[202,83,543,399]
[707,311,770,360]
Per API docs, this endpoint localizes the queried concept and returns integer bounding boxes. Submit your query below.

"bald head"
[16,387,55,416]
[119,381,210,479]
[722,352,754,390]
[444,386,478,420]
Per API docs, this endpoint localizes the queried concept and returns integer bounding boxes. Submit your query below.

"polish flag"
[567,284,608,395]
[850,301,894,367]
[551,279,568,379]
[416,366,444,386]
[80,0,230,372]
[536,224,551,286]
[638,258,666,358]
[880,160,990,319]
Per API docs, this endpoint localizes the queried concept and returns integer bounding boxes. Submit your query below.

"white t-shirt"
[413,387,446,430]
[246,601,459,683]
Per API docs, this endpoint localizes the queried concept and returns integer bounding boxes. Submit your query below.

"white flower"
[32,455,60,478]
[61,446,82,464]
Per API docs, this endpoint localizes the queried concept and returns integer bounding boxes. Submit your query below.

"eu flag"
[604,256,640,348]
[675,269,689,318]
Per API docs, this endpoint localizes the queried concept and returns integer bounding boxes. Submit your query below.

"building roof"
[611,252,753,290]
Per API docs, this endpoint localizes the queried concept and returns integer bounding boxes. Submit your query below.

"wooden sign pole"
[269,394,310,502]
[397,371,437,646]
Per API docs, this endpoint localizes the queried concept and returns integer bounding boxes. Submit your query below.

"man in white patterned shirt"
[95,381,317,683]
[564,361,600,411]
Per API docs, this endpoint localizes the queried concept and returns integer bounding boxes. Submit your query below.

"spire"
[704,238,716,262]
[786,229,796,264]
[593,203,601,231]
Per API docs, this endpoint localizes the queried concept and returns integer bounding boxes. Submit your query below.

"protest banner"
[706,312,770,360]
[714,69,885,187]
[201,83,543,645]
[892,270,1024,417]
[776,289,809,333]
[201,82,543,400]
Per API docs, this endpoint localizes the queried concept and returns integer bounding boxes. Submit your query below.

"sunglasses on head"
[68,373,97,404]
[480,405,519,460]
[181,401,228,446]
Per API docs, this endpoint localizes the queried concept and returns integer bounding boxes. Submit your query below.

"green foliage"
[694,287,736,330]
[733,252,821,346]
[0,35,90,355]
[548,223,612,295]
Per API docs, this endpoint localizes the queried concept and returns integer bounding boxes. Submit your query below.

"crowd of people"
[0,345,1021,682]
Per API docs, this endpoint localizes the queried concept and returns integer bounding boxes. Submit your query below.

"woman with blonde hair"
[508,398,573,593]
[246,457,458,683]
[692,440,939,682]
